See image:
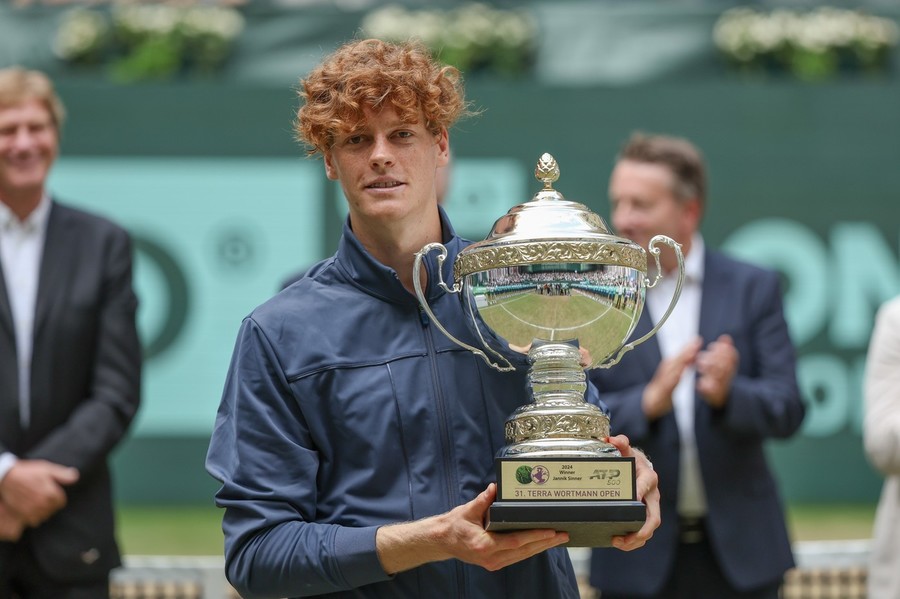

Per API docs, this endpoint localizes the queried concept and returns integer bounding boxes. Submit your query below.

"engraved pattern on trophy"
[454,241,646,277]
[505,412,610,443]
[499,342,616,457]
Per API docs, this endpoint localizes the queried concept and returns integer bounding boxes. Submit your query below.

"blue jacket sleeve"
[585,379,610,417]
[595,384,651,444]
[205,317,392,599]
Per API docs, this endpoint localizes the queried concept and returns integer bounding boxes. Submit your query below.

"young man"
[0,67,141,598]
[589,133,805,599]
[206,39,659,599]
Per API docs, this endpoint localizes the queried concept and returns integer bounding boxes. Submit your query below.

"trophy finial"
[535,153,560,190]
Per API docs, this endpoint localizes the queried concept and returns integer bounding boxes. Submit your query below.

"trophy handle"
[413,243,515,372]
[602,235,685,368]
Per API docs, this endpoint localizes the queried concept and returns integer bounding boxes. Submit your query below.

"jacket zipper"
[419,304,468,598]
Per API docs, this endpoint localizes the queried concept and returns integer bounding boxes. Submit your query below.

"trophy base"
[485,500,646,547]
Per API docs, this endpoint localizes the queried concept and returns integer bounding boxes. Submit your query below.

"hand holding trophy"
[413,153,683,546]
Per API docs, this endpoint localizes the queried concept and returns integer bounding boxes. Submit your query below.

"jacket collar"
[334,206,465,307]
[34,200,78,339]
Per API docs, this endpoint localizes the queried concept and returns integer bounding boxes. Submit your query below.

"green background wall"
[4,2,899,505]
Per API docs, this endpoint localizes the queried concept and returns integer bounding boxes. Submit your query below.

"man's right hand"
[642,336,702,420]
[376,483,569,575]
[0,459,80,527]
[0,501,25,541]
[436,483,569,571]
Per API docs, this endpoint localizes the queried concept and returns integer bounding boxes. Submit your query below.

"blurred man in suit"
[0,67,141,598]
[589,133,806,599]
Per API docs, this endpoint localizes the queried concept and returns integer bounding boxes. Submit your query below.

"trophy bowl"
[413,153,684,546]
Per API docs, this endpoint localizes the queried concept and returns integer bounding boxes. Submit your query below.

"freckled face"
[0,99,58,200]
[323,105,449,231]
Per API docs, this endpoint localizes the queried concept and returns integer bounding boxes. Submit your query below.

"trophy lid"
[455,153,647,278]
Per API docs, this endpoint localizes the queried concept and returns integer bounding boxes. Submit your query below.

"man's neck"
[353,210,444,294]
[0,188,44,221]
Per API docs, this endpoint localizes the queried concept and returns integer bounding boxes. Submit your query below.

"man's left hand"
[695,334,738,408]
[606,434,660,551]
[0,460,79,527]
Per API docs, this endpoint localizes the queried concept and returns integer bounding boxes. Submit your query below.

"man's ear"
[436,128,450,168]
[323,152,338,181]
[684,197,703,228]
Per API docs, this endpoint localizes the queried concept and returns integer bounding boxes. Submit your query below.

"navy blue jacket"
[589,250,805,596]
[207,213,602,598]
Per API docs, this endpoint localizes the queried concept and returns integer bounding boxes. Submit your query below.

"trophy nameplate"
[488,457,644,547]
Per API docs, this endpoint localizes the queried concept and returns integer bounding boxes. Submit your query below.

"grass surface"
[116,502,879,556]
[117,505,223,556]
[786,503,876,541]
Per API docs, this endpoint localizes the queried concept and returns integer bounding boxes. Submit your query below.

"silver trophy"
[413,154,684,546]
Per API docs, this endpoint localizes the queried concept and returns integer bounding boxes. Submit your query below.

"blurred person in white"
[864,295,900,599]
[0,67,141,598]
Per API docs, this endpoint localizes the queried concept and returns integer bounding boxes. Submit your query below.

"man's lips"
[366,180,404,189]
[5,154,46,169]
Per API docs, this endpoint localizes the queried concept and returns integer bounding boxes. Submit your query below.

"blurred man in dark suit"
[589,133,805,599]
[0,67,141,599]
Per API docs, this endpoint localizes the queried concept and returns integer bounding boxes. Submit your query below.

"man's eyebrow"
[337,127,365,139]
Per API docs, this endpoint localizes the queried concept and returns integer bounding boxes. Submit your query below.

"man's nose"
[369,136,394,168]
[11,126,37,150]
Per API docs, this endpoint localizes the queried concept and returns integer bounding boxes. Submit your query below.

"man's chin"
[0,180,45,201]
[6,172,48,191]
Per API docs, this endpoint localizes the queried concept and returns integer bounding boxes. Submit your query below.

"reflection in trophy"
[413,154,684,546]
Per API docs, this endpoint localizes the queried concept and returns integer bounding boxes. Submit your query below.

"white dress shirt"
[0,195,51,481]
[646,232,708,518]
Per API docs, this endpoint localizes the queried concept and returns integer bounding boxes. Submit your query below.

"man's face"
[323,104,448,230]
[608,159,698,253]
[0,99,58,201]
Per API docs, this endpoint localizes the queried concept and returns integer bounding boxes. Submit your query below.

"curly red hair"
[295,39,470,156]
